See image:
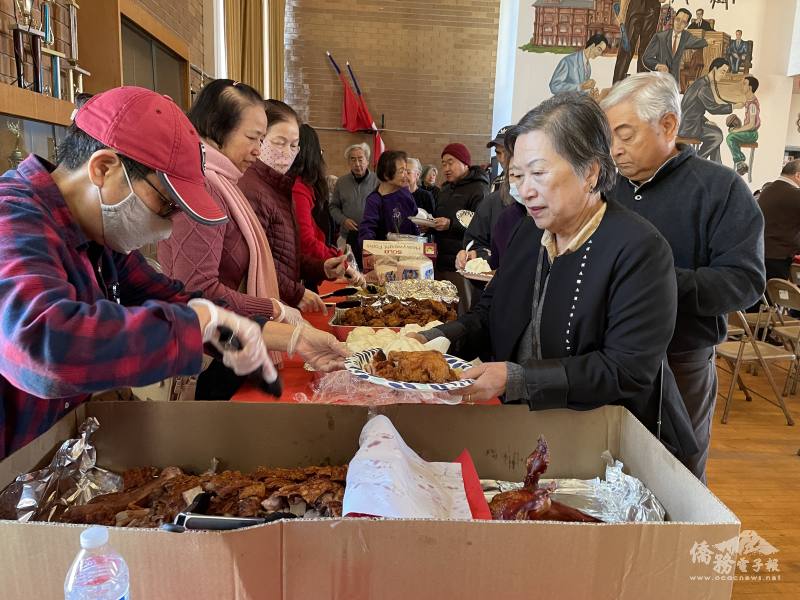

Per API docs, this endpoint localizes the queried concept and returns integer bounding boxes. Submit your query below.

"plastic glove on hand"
[273,299,306,325]
[298,289,327,314]
[291,325,349,372]
[188,299,271,376]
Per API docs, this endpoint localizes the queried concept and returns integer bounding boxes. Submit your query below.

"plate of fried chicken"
[345,348,474,392]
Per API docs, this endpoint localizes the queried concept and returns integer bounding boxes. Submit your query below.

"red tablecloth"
[232,282,338,403]
[232,280,500,405]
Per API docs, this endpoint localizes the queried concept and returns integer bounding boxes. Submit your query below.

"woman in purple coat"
[358,150,420,242]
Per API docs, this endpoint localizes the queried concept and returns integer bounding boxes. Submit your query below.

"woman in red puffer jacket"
[288,124,340,263]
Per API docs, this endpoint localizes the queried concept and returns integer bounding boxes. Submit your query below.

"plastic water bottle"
[64,525,130,600]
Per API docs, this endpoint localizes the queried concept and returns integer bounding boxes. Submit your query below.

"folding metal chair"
[716,310,795,425]
[790,263,800,288]
[765,278,800,394]
[740,294,772,341]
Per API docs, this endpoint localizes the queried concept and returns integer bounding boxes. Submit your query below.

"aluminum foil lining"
[0,417,122,522]
[481,452,665,523]
[384,279,459,303]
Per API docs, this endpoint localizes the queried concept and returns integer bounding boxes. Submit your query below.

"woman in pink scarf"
[158,80,346,397]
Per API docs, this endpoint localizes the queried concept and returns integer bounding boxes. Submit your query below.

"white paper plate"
[409,216,436,227]
[456,210,474,228]
[457,269,494,282]
[345,348,474,392]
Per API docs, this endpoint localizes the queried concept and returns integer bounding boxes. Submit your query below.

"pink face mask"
[260,140,299,174]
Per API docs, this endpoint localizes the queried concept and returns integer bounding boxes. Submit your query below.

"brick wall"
[0,1,73,92]
[0,1,206,98]
[284,0,501,182]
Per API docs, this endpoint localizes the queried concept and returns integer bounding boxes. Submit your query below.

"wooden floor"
[708,358,800,598]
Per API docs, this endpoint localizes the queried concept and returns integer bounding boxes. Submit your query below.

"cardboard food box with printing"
[0,402,739,599]
[362,240,437,281]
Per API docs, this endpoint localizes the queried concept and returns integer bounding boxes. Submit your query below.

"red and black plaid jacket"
[0,155,204,458]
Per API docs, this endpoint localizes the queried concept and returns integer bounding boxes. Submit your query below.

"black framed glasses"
[140,175,180,218]
[123,158,181,218]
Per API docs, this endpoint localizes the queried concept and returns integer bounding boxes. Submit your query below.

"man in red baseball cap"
[0,86,279,458]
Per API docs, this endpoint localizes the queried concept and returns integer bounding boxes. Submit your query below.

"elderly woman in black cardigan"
[417,93,697,462]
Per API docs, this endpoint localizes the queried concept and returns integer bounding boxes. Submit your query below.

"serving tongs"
[160,492,297,532]
[320,283,381,299]
[320,286,359,299]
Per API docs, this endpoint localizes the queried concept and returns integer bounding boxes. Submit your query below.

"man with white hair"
[329,143,379,262]
[600,72,765,482]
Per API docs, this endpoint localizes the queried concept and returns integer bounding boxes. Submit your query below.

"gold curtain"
[267,0,285,100]
[224,0,264,95]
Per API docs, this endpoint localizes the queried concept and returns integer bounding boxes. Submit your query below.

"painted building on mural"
[529,0,672,51]
[531,0,619,48]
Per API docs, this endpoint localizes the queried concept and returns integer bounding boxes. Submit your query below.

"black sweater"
[432,199,697,458]
[433,166,489,270]
[464,189,511,262]
[607,145,765,353]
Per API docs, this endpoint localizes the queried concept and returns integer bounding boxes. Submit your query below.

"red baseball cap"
[74,86,226,225]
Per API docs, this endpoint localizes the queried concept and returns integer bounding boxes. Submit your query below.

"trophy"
[64,1,90,103]
[12,0,45,93]
[40,0,66,99]
[7,122,25,169]
[15,0,35,27]
[67,0,79,62]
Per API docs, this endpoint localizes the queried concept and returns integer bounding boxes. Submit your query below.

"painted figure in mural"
[728,30,749,74]
[678,57,743,163]
[548,33,609,97]
[612,0,663,84]
[642,8,707,83]
[687,8,714,31]
[726,76,760,176]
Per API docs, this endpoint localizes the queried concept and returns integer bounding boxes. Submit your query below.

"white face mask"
[97,163,173,254]
[509,181,523,205]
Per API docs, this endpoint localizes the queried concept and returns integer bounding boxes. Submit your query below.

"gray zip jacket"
[329,170,379,225]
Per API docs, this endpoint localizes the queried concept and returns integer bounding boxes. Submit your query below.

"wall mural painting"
[521,0,758,166]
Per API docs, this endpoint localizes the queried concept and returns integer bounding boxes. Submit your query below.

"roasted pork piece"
[489,437,602,523]
[57,464,348,528]
[371,350,458,384]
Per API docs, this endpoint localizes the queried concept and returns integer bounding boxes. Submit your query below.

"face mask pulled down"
[509,182,524,205]
[97,164,172,254]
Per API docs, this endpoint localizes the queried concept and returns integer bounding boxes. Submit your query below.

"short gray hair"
[406,157,421,173]
[600,72,682,126]
[344,142,370,161]
[782,159,800,177]
[506,92,616,194]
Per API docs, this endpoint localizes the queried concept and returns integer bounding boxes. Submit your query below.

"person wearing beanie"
[430,143,489,313]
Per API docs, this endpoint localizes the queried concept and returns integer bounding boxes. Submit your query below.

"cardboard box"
[362,240,437,281]
[0,402,739,599]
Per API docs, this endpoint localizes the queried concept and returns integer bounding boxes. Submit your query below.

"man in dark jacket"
[601,72,765,482]
[642,8,707,83]
[432,143,489,312]
[678,58,741,163]
[758,160,800,281]
[487,126,510,193]
[688,8,714,31]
